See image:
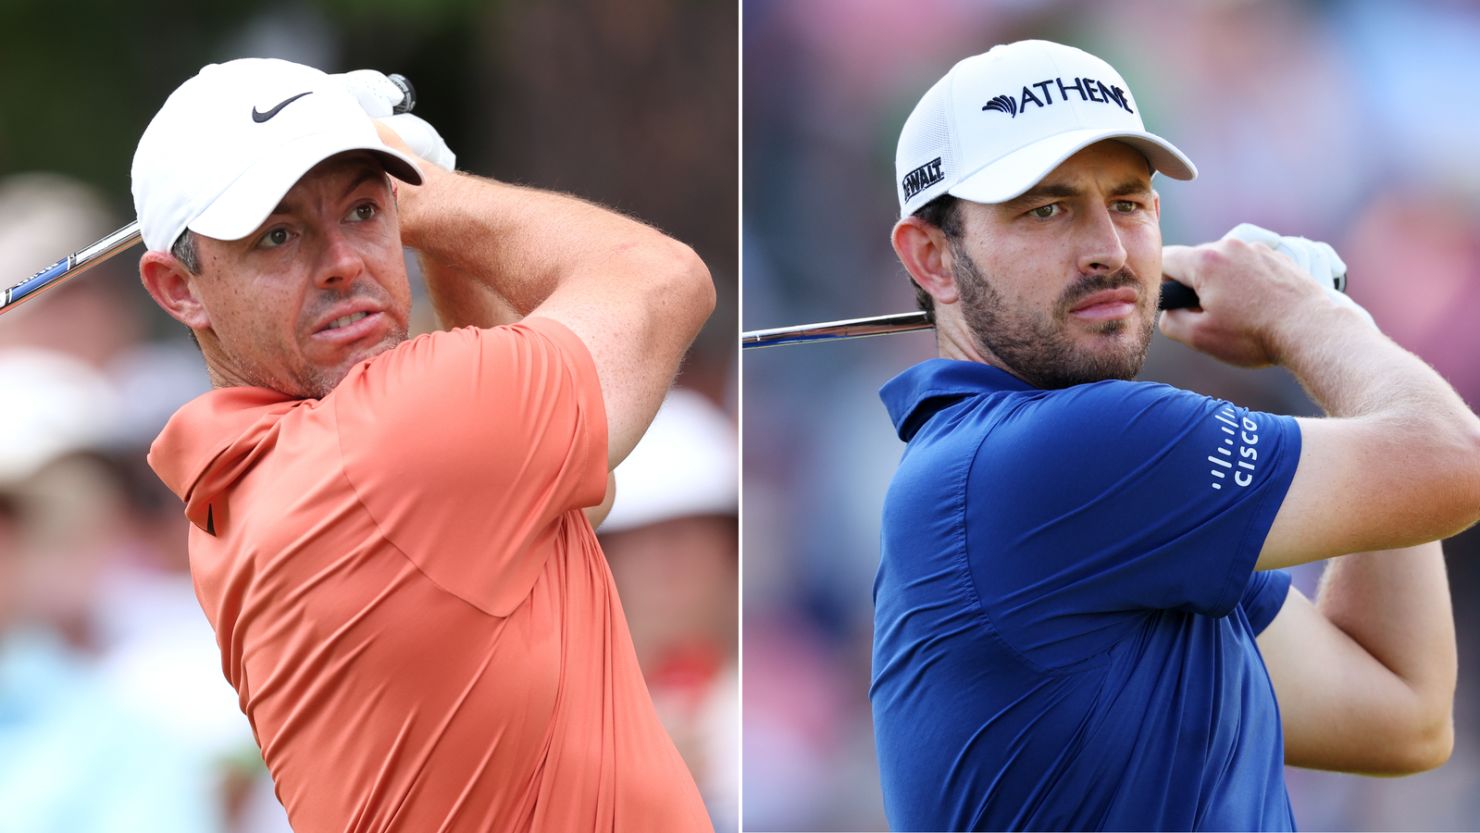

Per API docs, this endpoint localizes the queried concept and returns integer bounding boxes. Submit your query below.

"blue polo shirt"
[872,359,1301,832]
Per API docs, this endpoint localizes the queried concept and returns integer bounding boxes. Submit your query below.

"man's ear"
[892,216,961,306]
[139,251,210,331]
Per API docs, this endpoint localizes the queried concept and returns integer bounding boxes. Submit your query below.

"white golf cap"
[132,57,422,253]
[896,40,1196,215]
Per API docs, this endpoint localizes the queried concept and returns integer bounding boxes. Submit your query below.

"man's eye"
[260,228,291,249]
[1113,200,1140,213]
[1029,204,1059,219]
[350,203,378,222]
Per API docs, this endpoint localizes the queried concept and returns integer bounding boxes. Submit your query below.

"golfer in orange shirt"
[132,58,716,832]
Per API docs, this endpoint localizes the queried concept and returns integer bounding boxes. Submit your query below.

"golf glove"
[1223,222,1375,328]
[333,69,457,171]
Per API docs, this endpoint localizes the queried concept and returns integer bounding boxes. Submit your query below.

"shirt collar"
[879,359,1035,442]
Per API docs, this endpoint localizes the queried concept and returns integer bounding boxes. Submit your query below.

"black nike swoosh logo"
[252,91,313,123]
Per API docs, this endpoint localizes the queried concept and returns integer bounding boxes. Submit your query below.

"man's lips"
[1068,287,1139,320]
[309,302,387,344]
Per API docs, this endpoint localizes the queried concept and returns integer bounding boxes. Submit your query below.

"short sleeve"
[334,318,608,616]
[1238,569,1293,636]
[966,381,1301,659]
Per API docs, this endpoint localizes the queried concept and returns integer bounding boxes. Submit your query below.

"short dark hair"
[906,194,963,314]
[170,230,203,350]
[171,229,201,275]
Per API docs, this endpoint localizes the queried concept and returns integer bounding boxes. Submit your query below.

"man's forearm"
[1274,301,1471,425]
[395,166,691,329]
[1275,301,1480,537]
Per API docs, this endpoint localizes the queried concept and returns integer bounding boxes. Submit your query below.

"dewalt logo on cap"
[982,76,1134,119]
[901,157,944,201]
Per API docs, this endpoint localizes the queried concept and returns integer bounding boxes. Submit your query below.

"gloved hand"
[377,113,456,171]
[1222,222,1375,328]
[334,69,407,117]
[332,69,457,172]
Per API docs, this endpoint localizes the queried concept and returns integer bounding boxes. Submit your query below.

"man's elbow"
[1417,417,1480,540]
[676,241,716,321]
[656,239,715,333]
[1382,714,1454,775]
[1464,421,1480,529]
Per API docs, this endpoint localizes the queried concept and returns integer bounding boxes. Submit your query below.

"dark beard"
[952,243,1155,389]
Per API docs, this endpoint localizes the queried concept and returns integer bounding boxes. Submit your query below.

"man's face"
[189,153,411,399]
[948,141,1162,388]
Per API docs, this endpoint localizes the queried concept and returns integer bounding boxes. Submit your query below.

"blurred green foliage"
[0,0,478,214]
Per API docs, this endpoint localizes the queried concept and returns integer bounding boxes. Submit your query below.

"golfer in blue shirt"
[873,39,1480,831]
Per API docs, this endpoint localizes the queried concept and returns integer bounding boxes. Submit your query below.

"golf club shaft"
[743,311,935,349]
[741,278,1315,349]
[1,222,141,314]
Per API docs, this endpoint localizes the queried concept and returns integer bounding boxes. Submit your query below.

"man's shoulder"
[346,319,592,393]
[923,377,1200,452]
[1023,377,1195,419]
[918,378,1226,517]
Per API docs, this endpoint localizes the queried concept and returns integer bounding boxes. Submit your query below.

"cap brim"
[188,133,422,242]
[949,128,1196,205]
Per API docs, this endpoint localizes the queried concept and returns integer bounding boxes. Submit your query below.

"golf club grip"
[3,72,417,317]
[1159,280,1200,310]
[388,74,415,114]
[1159,270,1347,310]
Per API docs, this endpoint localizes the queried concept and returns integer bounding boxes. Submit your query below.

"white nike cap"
[896,40,1196,215]
[132,57,422,253]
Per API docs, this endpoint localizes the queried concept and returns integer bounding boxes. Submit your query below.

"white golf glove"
[332,69,457,172]
[1222,222,1375,328]
[377,113,456,171]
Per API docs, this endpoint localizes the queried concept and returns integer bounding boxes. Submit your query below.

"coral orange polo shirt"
[149,318,713,833]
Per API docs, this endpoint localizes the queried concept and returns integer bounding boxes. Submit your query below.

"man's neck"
[934,310,992,365]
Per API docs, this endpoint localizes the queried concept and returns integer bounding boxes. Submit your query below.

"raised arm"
[1160,239,1480,569]
[1161,237,1473,775]
[391,148,715,471]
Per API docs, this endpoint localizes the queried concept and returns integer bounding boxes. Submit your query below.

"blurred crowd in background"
[0,1,736,831]
[744,0,1480,830]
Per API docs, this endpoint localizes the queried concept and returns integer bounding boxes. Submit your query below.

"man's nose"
[1075,205,1128,275]
[314,227,366,288]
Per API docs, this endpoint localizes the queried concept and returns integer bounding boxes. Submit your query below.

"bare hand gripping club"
[1,74,417,317]
[742,275,1348,349]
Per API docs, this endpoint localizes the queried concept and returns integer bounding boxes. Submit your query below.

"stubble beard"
[298,327,408,399]
[227,317,409,401]
[287,284,410,399]
[952,244,1156,389]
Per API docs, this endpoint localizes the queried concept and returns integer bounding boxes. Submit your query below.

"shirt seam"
[957,401,1107,678]
[330,383,506,619]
